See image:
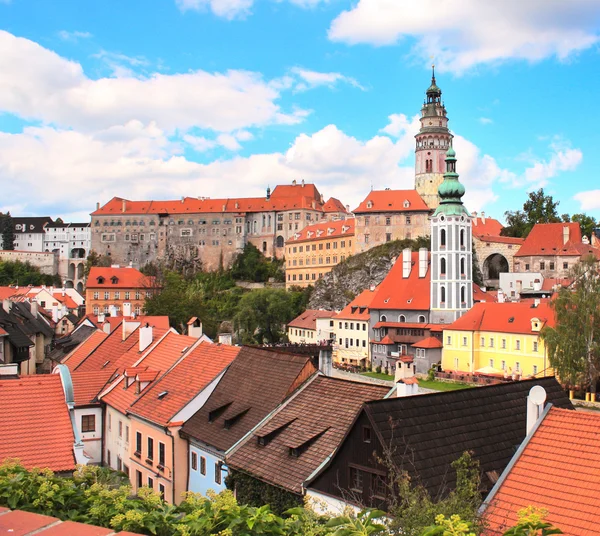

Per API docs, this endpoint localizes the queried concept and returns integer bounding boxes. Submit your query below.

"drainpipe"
[168,428,176,505]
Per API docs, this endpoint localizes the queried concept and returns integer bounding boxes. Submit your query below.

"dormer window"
[327,228,334,236]
[367,201,373,209]
[111,276,119,284]
[96,276,105,284]
[404,200,410,208]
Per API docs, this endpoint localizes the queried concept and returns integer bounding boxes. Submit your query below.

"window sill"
[145,458,154,466]
[134,451,141,459]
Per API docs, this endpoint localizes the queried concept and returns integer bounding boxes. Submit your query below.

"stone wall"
[354,212,430,254]
[474,237,521,287]
[0,250,58,275]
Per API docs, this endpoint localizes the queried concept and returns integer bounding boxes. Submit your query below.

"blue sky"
[1,0,599,223]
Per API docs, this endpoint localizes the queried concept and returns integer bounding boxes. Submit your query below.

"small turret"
[266,186,271,200]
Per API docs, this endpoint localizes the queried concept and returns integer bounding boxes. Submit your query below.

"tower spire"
[433,147,469,217]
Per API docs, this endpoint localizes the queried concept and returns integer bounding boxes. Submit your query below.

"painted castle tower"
[429,147,473,324]
[415,67,453,210]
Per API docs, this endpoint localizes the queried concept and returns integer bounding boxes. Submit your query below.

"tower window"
[440,229,446,247]
[460,229,465,248]
[461,286,466,304]
[460,258,466,275]
[440,258,446,276]
[441,286,446,304]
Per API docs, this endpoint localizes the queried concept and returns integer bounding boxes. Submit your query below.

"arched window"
[440,229,446,247]
[380,315,387,322]
[276,235,284,248]
[460,229,465,248]
[398,315,406,323]
[440,258,446,276]
[461,286,466,304]
[418,315,426,323]
[460,258,466,275]
[441,286,446,304]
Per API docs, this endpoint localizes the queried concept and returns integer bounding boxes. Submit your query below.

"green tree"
[0,212,16,251]
[84,250,112,277]
[0,260,60,286]
[231,243,285,283]
[568,213,597,240]
[541,255,600,394]
[501,190,560,238]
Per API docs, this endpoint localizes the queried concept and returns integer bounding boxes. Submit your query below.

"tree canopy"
[541,256,600,393]
[0,260,60,286]
[0,212,15,251]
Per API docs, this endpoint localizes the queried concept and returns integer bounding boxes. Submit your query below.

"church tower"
[415,67,453,210]
[429,147,472,324]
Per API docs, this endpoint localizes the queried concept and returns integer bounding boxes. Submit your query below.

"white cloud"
[175,0,252,19]
[0,30,303,134]
[574,190,600,212]
[479,117,493,125]
[328,0,600,73]
[287,0,329,7]
[290,67,364,91]
[58,30,93,42]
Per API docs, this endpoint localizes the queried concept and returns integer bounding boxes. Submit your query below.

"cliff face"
[308,238,430,311]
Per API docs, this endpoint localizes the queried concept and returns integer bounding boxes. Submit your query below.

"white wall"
[74,406,103,464]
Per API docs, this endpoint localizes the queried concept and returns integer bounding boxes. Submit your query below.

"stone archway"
[483,253,509,286]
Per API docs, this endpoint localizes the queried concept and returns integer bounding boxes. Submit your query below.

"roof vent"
[102,360,110,368]
[157,391,168,399]
[508,317,514,323]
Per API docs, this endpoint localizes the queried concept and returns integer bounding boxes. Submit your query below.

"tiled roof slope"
[70,370,114,406]
[369,251,430,310]
[288,310,335,330]
[87,267,154,289]
[515,222,600,258]
[471,217,524,245]
[227,376,388,494]
[447,301,554,335]
[322,197,347,213]
[0,375,75,472]
[336,287,378,321]
[353,190,429,213]
[182,347,316,452]
[0,509,142,534]
[61,330,108,371]
[287,219,355,244]
[483,407,600,535]
[129,343,240,426]
[361,377,572,498]
[100,331,196,414]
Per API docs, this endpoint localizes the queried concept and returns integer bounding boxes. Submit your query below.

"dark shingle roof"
[227,376,389,494]
[181,347,315,452]
[362,377,572,497]
[12,217,54,234]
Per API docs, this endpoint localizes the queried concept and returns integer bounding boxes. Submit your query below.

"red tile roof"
[0,287,30,300]
[0,327,7,337]
[82,314,170,331]
[0,375,75,472]
[61,330,108,371]
[70,370,113,406]
[353,190,429,213]
[51,293,79,310]
[369,251,431,310]
[288,309,335,330]
[287,218,355,244]
[515,222,600,258]
[473,285,498,303]
[471,216,504,237]
[447,301,554,335]
[227,376,389,493]
[100,331,197,415]
[484,407,600,535]
[322,197,348,213]
[87,267,155,289]
[411,336,443,349]
[129,342,240,426]
[335,287,378,321]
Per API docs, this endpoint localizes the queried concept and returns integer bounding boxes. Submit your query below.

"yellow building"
[285,219,355,289]
[442,301,554,379]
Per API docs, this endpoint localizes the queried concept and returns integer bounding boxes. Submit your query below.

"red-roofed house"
[284,219,355,288]
[470,213,524,287]
[483,406,600,535]
[514,222,600,279]
[287,309,336,344]
[90,181,348,271]
[441,301,555,379]
[85,266,158,316]
[353,190,431,254]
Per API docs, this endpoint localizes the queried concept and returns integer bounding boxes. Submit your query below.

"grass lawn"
[361,371,394,381]
[418,379,474,391]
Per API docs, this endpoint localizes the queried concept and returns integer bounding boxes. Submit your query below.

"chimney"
[395,357,418,397]
[292,179,297,186]
[122,319,140,340]
[481,211,486,224]
[402,248,412,278]
[418,247,428,278]
[97,312,105,323]
[563,225,570,245]
[301,179,305,187]
[96,202,100,210]
[370,284,376,292]
[187,317,203,338]
[108,305,118,317]
[52,304,59,323]
[181,196,185,203]
[122,200,126,213]
[319,348,333,377]
[583,235,590,245]
[122,302,132,317]
[103,322,111,334]
[30,301,38,318]
[2,300,11,313]
[139,323,153,352]
[526,385,546,435]
[61,288,65,297]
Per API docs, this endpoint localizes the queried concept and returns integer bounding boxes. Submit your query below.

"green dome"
[446,146,456,158]
[433,147,470,217]
[438,178,465,198]
[427,82,441,95]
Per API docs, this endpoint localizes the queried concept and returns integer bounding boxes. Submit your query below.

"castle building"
[415,67,453,210]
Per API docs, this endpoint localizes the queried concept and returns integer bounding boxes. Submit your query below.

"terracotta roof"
[369,252,431,311]
[82,314,170,331]
[86,267,156,289]
[51,293,79,310]
[541,278,572,291]
[287,219,355,244]
[0,509,140,534]
[473,285,498,303]
[447,301,554,335]
[515,222,600,258]
[0,375,75,472]
[0,287,29,300]
[129,342,240,427]
[70,370,114,406]
[335,287,378,321]
[353,190,429,214]
[288,310,335,330]
[182,347,315,452]
[322,197,348,213]
[100,331,197,415]
[471,216,504,237]
[411,336,443,349]
[310,378,572,501]
[227,376,388,494]
[61,330,108,371]
[0,327,7,337]
[484,407,600,535]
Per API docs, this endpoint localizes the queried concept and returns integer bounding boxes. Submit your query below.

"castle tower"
[430,147,472,324]
[415,66,453,210]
